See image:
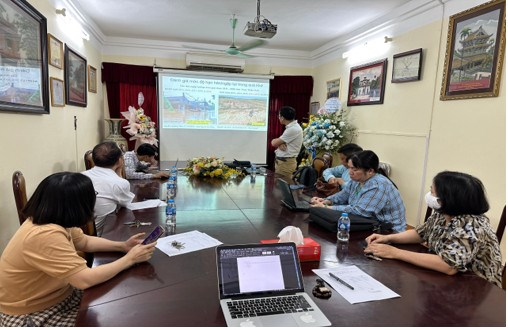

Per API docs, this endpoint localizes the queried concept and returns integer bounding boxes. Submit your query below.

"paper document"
[313,265,400,304]
[156,230,222,257]
[126,199,167,210]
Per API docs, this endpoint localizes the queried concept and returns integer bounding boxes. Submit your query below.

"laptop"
[278,178,311,211]
[216,242,331,327]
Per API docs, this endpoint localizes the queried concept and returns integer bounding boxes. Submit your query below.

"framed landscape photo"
[88,65,97,93]
[65,46,87,107]
[50,77,65,107]
[48,33,63,69]
[0,0,49,114]
[440,0,506,100]
[392,48,423,83]
[326,78,340,99]
[347,59,387,106]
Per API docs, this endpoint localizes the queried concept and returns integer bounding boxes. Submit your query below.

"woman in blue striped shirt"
[310,150,407,232]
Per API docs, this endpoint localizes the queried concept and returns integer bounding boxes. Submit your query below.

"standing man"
[271,106,303,182]
[82,141,135,235]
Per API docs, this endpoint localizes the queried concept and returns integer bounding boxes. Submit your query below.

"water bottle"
[171,166,178,184]
[165,199,176,233]
[337,212,350,243]
[251,163,256,174]
[167,180,176,199]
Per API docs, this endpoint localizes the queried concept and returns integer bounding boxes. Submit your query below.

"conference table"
[76,167,506,327]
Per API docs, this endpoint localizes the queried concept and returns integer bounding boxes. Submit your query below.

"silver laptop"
[278,178,311,211]
[216,242,331,327]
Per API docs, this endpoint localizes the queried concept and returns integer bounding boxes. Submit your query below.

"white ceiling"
[67,0,435,54]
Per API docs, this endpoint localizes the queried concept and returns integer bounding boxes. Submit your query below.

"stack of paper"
[156,230,222,257]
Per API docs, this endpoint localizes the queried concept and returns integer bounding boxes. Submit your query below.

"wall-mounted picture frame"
[440,0,505,100]
[347,59,387,106]
[65,46,87,107]
[0,0,49,114]
[392,48,423,83]
[88,65,97,93]
[48,33,63,69]
[310,101,320,115]
[50,77,65,107]
[326,78,340,99]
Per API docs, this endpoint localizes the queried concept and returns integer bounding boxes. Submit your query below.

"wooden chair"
[84,150,94,170]
[12,171,27,225]
[312,157,326,179]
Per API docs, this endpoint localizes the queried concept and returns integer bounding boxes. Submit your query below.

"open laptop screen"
[217,243,304,299]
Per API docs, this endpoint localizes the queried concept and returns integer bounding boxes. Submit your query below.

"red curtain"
[266,76,313,169]
[102,63,157,150]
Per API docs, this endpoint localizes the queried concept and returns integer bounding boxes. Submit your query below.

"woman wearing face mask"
[364,171,503,287]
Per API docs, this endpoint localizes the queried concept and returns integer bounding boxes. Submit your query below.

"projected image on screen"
[157,71,271,163]
[218,96,266,127]
[160,75,268,131]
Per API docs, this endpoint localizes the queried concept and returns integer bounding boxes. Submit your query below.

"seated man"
[322,143,363,189]
[310,150,406,233]
[123,143,169,180]
[82,142,135,235]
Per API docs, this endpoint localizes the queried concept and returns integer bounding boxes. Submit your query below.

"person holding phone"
[0,172,157,326]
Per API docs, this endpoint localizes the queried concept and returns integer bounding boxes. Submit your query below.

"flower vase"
[104,118,128,151]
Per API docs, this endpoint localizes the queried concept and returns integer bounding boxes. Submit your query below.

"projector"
[244,19,277,39]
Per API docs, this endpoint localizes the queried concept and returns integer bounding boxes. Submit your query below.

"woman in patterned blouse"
[364,171,503,287]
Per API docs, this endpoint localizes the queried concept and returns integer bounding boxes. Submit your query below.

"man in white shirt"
[271,106,303,182]
[82,142,135,235]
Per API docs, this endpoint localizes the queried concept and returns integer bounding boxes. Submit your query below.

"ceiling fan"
[186,15,266,58]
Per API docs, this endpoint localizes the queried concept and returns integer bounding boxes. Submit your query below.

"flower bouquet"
[121,92,158,146]
[302,101,356,155]
[184,156,244,180]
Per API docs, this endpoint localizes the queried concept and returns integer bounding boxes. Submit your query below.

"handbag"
[315,180,339,196]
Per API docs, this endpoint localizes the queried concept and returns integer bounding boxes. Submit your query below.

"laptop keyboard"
[227,295,314,319]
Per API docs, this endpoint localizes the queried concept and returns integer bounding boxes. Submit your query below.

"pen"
[329,272,355,290]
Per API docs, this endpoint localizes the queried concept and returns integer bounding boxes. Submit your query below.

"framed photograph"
[347,59,387,106]
[0,0,49,114]
[47,33,63,69]
[310,101,320,115]
[326,78,340,99]
[88,65,97,93]
[440,0,505,100]
[65,46,87,107]
[50,77,65,107]
[392,48,423,83]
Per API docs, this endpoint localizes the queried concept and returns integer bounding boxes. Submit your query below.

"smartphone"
[142,225,165,245]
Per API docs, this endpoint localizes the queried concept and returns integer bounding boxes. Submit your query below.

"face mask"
[425,191,441,210]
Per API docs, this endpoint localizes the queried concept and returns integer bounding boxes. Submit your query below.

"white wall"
[0,0,104,252]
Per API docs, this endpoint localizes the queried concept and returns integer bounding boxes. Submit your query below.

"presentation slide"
[160,75,268,131]
[157,70,271,164]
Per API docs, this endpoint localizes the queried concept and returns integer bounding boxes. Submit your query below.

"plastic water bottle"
[165,199,176,233]
[337,212,350,243]
[167,179,176,199]
[171,166,178,184]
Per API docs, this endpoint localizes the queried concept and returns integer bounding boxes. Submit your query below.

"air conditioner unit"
[185,53,245,73]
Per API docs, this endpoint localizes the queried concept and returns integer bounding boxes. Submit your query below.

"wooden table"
[76,171,506,326]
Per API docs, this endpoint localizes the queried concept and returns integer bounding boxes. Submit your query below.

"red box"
[260,238,321,262]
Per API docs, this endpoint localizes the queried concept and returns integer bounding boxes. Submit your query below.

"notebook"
[278,178,311,211]
[216,242,331,327]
